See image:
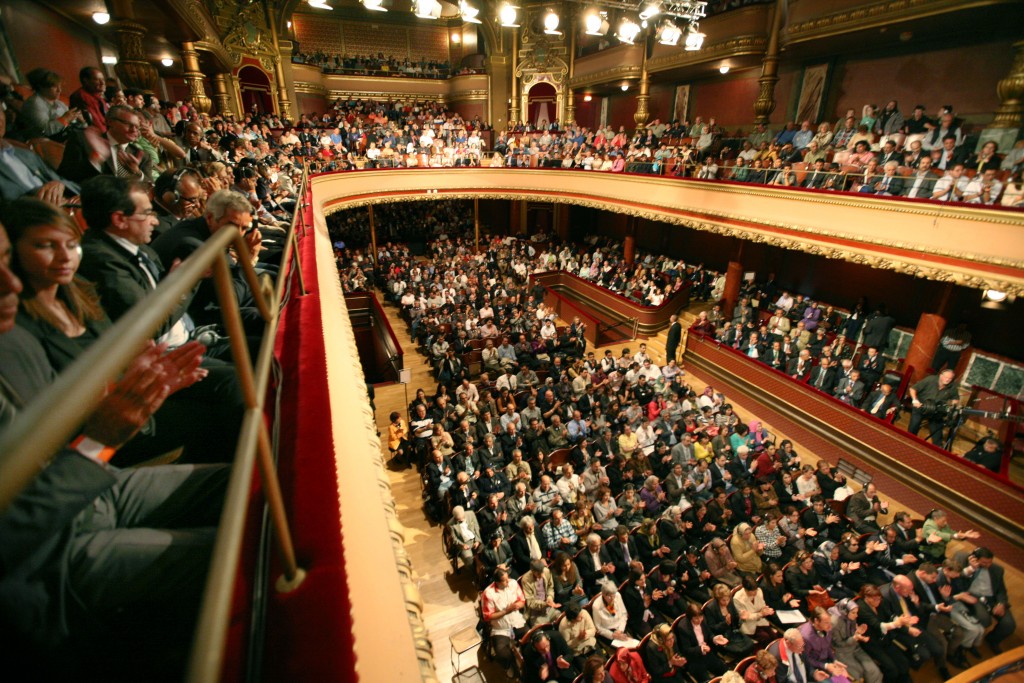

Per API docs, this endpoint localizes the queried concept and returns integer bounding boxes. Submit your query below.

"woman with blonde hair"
[644,623,688,682]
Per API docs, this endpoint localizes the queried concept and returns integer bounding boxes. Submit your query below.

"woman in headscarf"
[828,598,884,683]
[608,647,650,683]
[812,540,856,600]
[635,517,671,570]
[643,623,688,682]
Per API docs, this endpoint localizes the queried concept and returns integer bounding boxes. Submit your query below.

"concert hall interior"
[0,1,1022,682]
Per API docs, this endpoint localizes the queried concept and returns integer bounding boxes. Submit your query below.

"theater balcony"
[312,168,1024,296]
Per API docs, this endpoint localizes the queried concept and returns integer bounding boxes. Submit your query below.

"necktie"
[137,250,161,286]
[792,653,805,683]
[899,595,911,617]
[882,177,890,191]
[815,371,825,388]
[872,394,886,414]
[622,543,631,564]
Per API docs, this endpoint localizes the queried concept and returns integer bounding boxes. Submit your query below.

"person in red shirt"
[68,66,109,134]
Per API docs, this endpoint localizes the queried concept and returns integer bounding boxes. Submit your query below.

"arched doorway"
[237,65,273,116]
[526,82,556,128]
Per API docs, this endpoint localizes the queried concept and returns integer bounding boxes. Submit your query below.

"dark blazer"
[79,230,194,338]
[511,531,543,576]
[620,582,651,636]
[577,546,615,594]
[953,551,1009,605]
[786,357,812,381]
[0,143,80,200]
[665,322,682,354]
[833,377,866,405]
[868,174,905,195]
[607,536,640,580]
[176,140,217,165]
[522,630,576,683]
[902,171,939,199]
[863,389,899,418]
[15,312,111,373]
[861,314,896,352]
[807,366,837,394]
[0,450,116,649]
[57,129,154,184]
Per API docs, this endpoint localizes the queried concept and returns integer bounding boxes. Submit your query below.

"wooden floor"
[369,294,1024,683]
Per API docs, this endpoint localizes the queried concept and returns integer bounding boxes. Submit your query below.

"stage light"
[460,1,481,23]
[684,25,705,50]
[362,0,387,11]
[413,0,441,19]
[656,20,681,46]
[543,10,561,35]
[639,2,660,20]
[616,17,640,45]
[307,0,334,9]
[499,4,519,27]
[92,12,110,24]
[161,58,174,67]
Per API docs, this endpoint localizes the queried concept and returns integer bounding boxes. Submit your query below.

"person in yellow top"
[617,424,639,459]
[388,410,409,466]
[693,432,714,462]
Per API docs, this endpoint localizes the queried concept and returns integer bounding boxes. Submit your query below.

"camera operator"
[907,369,960,445]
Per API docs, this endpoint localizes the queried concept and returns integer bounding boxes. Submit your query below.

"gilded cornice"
[321,74,452,89]
[784,0,1018,44]
[167,0,233,71]
[294,81,328,95]
[446,90,489,102]
[315,174,1024,296]
[326,90,447,103]
[647,36,768,74]
[570,65,643,90]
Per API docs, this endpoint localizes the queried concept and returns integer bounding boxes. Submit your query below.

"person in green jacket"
[920,509,980,561]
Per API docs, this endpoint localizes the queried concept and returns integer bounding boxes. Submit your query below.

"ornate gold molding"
[294,81,329,96]
[325,90,447,103]
[647,36,768,74]
[570,65,643,90]
[315,177,1024,295]
[784,0,1017,44]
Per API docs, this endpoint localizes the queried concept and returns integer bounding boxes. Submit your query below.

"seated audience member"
[769,627,850,683]
[963,436,1003,472]
[58,105,155,183]
[744,651,780,683]
[559,602,599,670]
[675,602,729,683]
[0,106,80,203]
[591,581,629,643]
[953,547,1016,654]
[931,162,969,201]
[523,629,578,683]
[609,646,650,683]
[0,216,228,678]
[4,198,242,464]
[643,623,689,683]
[703,583,756,658]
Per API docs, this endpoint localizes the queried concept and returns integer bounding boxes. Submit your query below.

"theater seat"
[28,137,66,171]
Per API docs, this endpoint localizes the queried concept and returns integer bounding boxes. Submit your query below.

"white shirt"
[482,579,527,638]
[591,594,628,639]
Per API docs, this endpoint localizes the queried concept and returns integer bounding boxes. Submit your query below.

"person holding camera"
[907,368,960,445]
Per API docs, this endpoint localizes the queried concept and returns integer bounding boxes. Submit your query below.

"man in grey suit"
[902,156,939,199]
[0,220,228,678]
[448,505,483,569]
[0,106,79,202]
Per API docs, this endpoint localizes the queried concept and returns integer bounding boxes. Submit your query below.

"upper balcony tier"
[311,168,1024,296]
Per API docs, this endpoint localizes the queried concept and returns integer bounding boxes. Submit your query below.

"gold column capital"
[991,39,1024,129]
[181,41,212,114]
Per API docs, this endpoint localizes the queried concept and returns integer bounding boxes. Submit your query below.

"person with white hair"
[447,505,481,569]
[591,581,629,643]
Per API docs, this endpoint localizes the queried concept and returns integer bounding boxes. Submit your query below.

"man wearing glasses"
[58,105,153,183]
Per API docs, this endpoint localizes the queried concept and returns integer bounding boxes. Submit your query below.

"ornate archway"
[524,81,558,128]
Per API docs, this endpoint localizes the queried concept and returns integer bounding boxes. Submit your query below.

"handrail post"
[212,250,303,585]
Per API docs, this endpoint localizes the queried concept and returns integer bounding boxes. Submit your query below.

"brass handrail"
[0,167,310,683]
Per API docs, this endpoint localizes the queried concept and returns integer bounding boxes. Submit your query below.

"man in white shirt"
[932,163,969,202]
[482,568,527,673]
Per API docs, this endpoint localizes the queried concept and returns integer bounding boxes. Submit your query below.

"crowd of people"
[0,54,1019,682]
[383,256,1014,680]
[291,51,473,79]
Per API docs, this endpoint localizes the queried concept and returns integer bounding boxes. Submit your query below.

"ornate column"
[509,29,520,126]
[633,40,650,131]
[992,40,1024,129]
[564,15,577,126]
[211,73,232,117]
[113,21,159,92]
[181,42,212,114]
[262,0,293,121]
[753,0,786,125]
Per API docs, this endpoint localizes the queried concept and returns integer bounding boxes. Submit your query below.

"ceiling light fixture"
[684,24,705,50]
[719,64,729,74]
[451,32,461,43]
[307,0,334,9]
[459,1,481,23]
[161,58,174,67]
[101,55,117,65]
[499,3,519,27]
[621,84,629,91]
[543,10,561,35]
[983,289,1008,303]
[639,2,661,20]
[362,0,387,11]
[583,94,593,102]
[92,11,110,24]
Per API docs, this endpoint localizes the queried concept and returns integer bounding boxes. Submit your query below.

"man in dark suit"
[909,565,971,669]
[807,357,838,394]
[762,340,787,370]
[664,314,682,362]
[860,161,906,196]
[786,349,813,381]
[862,305,896,354]
[953,547,1016,653]
[802,158,830,189]
[175,122,218,166]
[858,347,884,387]
[522,629,577,683]
[0,107,80,202]
[934,135,969,172]
[620,567,654,636]
[877,140,903,166]
[577,534,616,595]
[863,383,900,419]
[607,525,640,581]
[880,576,949,678]
[58,105,154,184]
[902,156,939,199]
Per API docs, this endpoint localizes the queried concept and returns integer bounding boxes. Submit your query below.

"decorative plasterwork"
[208,0,281,72]
[784,0,1016,44]
[570,65,643,90]
[167,0,233,71]
[647,36,767,74]
[325,90,448,104]
[315,181,1024,296]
